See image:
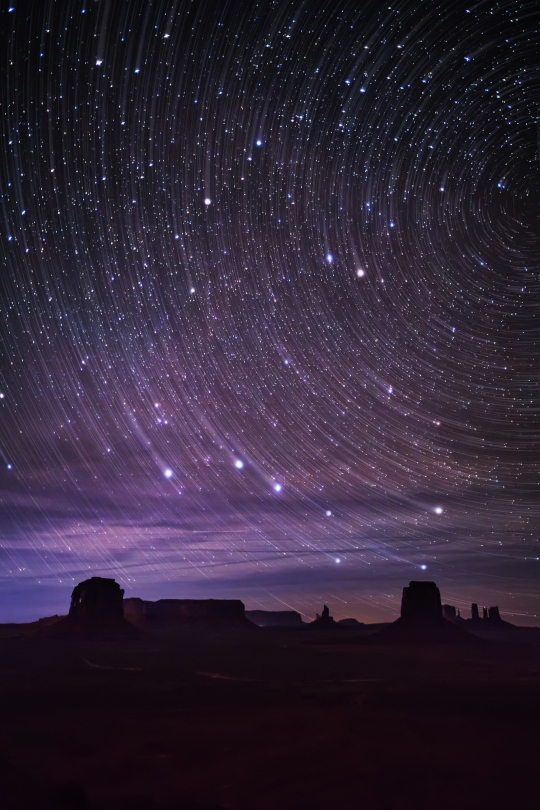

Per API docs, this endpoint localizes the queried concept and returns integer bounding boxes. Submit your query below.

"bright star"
[164,468,173,478]
[356,268,365,277]
[326,510,332,517]
[234,459,244,469]
[273,483,282,492]
[420,564,427,570]
[434,506,443,514]
[326,254,333,264]
[204,198,212,205]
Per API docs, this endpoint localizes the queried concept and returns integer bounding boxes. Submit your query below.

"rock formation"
[245,610,304,627]
[309,604,337,628]
[34,614,64,627]
[337,618,365,627]
[465,603,511,627]
[123,597,248,629]
[442,604,456,621]
[370,581,479,645]
[46,577,138,638]
[441,605,467,624]
[69,577,124,621]
[460,603,516,634]
[401,581,442,619]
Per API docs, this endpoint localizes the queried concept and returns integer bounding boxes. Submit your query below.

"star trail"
[1,0,539,623]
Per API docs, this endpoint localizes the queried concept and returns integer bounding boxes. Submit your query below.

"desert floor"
[1,624,540,809]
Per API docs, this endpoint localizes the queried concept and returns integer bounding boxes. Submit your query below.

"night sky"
[1,0,539,624]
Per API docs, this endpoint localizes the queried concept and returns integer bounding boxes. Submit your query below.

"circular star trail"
[0,0,539,623]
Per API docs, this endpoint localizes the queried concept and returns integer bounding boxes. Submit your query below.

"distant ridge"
[246,610,304,627]
[123,596,253,629]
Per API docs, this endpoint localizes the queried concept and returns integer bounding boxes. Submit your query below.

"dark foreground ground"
[1,623,540,810]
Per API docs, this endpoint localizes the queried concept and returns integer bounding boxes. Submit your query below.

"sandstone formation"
[46,577,138,638]
[123,597,248,629]
[442,605,466,624]
[34,614,64,627]
[442,602,512,629]
[69,577,124,621]
[468,604,513,630]
[401,581,442,619]
[245,610,304,627]
[337,618,365,627]
[309,604,337,628]
[370,581,480,645]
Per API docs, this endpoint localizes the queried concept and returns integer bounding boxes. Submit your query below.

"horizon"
[2,573,538,628]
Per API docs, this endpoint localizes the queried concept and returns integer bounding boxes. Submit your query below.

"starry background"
[1,0,539,624]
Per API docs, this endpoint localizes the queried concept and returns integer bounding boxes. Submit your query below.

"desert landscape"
[1,578,539,810]
[2,1,538,807]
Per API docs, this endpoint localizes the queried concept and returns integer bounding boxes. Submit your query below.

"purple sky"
[1,0,539,624]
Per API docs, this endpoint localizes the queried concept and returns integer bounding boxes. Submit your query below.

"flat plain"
[1,624,540,809]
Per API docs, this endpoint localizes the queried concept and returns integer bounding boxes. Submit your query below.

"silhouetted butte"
[371,581,479,645]
[47,577,139,638]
